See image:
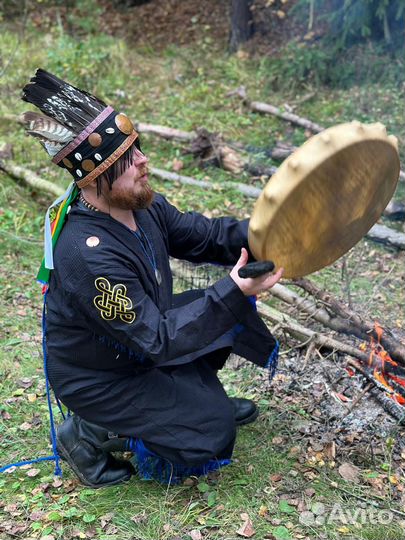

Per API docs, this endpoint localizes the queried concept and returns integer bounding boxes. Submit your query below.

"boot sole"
[235,407,259,426]
[56,433,132,489]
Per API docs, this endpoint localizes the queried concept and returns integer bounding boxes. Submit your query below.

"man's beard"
[105,181,154,210]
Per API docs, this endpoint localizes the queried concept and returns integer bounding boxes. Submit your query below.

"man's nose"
[134,152,148,167]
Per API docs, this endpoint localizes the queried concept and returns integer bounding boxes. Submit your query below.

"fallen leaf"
[130,511,147,524]
[272,436,284,445]
[324,441,336,460]
[237,513,255,538]
[17,377,34,389]
[270,473,282,482]
[190,529,203,540]
[258,505,268,517]
[19,421,32,431]
[27,468,41,477]
[338,462,360,483]
[52,477,63,488]
[100,513,114,529]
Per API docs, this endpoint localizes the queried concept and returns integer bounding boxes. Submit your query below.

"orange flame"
[363,323,405,407]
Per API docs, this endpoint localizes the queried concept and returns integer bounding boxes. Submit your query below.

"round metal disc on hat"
[82,159,96,172]
[88,132,102,147]
[248,121,400,279]
[115,113,133,135]
[62,157,73,169]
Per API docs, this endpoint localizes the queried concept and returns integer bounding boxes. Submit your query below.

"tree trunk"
[229,0,254,53]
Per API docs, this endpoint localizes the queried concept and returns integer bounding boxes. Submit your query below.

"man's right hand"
[230,248,284,296]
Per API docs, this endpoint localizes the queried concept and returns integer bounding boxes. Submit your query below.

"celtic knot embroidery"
[93,277,136,324]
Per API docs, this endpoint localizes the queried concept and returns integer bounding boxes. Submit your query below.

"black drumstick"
[238,261,275,279]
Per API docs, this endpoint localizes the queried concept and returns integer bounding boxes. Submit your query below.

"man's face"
[103,148,154,210]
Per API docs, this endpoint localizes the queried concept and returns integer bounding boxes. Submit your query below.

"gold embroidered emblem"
[94,277,136,324]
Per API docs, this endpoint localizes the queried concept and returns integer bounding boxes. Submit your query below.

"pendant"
[155,268,162,285]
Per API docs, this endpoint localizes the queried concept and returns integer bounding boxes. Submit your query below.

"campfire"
[366,323,405,406]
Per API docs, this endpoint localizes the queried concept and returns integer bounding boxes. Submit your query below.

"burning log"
[292,278,405,364]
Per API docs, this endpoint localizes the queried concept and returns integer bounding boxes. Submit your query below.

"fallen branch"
[150,166,262,198]
[231,88,405,182]
[0,159,64,198]
[257,300,370,362]
[135,122,196,142]
[250,101,324,132]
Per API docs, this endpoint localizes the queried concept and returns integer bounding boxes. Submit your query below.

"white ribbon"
[44,182,75,270]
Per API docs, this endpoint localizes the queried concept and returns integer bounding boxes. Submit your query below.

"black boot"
[230,398,259,426]
[55,415,133,488]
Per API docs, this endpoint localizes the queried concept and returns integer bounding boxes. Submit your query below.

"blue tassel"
[266,340,279,381]
[126,438,231,485]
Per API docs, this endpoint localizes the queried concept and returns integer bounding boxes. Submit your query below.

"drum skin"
[248,121,400,279]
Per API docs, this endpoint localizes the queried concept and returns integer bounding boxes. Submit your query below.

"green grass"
[1,20,405,540]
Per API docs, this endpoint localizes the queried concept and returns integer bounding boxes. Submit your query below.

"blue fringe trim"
[265,340,279,381]
[95,334,146,363]
[126,438,231,485]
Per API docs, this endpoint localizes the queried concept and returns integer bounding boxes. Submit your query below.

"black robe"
[46,194,278,466]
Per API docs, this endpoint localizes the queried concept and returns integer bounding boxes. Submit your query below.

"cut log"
[249,101,324,132]
[135,122,196,141]
[367,223,405,250]
[150,166,262,198]
[0,159,64,198]
[383,200,405,221]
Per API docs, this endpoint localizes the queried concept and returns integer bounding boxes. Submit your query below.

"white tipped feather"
[21,111,74,156]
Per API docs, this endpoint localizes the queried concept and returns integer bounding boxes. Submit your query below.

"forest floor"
[0,3,405,540]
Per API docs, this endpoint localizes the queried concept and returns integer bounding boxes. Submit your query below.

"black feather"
[22,69,106,134]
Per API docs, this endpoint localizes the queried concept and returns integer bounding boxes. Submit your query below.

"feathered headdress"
[21,69,140,283]
[21,69,138,188]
